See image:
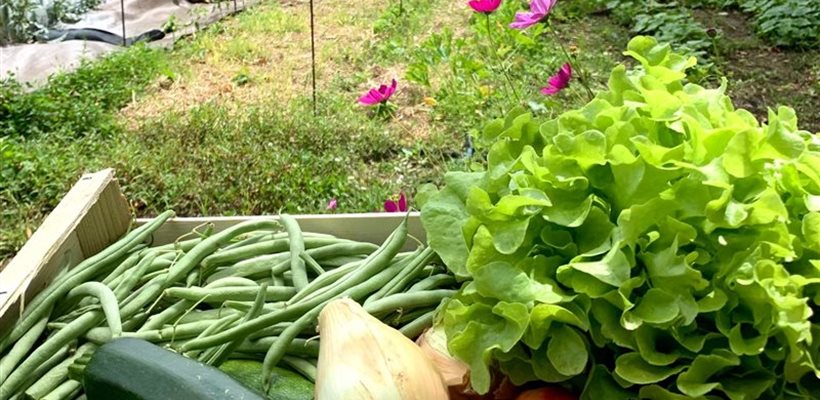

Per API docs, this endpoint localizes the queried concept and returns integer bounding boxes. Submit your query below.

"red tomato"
[515,387,577,400]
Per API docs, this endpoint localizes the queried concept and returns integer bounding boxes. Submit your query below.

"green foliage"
[403,0,603,136]
[421,36,820,397]
[0,0,105,44]
[738,0,820,47]
[601,0,714,72]
[0,44,167,138]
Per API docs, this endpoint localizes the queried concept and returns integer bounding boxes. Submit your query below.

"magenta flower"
[358,79,398,105]
[384,192,408,213]
[509,0,556,29]
[541,63,572,95]
[326,198,337,210]
[468,0,502,13]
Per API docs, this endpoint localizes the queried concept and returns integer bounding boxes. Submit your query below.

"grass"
[1,0,817,264]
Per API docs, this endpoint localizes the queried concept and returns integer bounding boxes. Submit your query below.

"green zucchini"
[79,338,266,400]
[219,359,314,400]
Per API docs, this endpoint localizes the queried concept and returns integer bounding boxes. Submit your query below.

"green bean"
[139,277,255,332]
[205,277,259,287]
[207,242,377,283]
[136,269,169,286]
[0,311,50,383]
[408,274,457,292]
[137,299,195,332]
[399,309,436,339]
[364,247,426,305]
[248,322,312,341]
[105,254,173,290]
[281,356,317,383]
[50,304,98,325]
[176,308,240,325]
[299,252,325,276]
[164,286,296,303]
[223,231,338,252]
[221,231,280,251]
[150,238,202,253]
[208,254,288,283]
[262,306,320,383]
[280,215,308,290]
[298,250,416,306]
[204,283,268,366]
[202,239,289,270]
[237,337,319,357]
[224,301,284,314]
[112,252,158,301]
[287,260,362,305]
[364,289,455,316]
[120,274,169,319]
[66,282,122,337]
[86,316,236,344]
[196,314,242,340]
[40,379,81,400]
[206,237,348,271]
[0,211,174,354]
[165,219,281,287]
[100,251,142,286]
[319,255,367,269]
[0,312,99,399]
[388,307,435,326]
[5,345,71,400]
[180,218,408,352]
[122,311,149,332]
[187,314,242,358]
[271,275,286,286]
[382,248,437,297]
[23,343,95,400]
[267,259,290,282]
[383,248,436,296]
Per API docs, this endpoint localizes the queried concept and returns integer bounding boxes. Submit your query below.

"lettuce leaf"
[421,36,820,397]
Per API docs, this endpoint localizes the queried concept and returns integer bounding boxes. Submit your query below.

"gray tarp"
[0,0,254,86]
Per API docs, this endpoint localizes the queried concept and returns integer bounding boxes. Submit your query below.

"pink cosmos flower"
[541,63,572,95]
[326,198,337,210]
[509,0,556,29]
[384,192,408,212]
[468,0,502,14]
[358,79,398,105]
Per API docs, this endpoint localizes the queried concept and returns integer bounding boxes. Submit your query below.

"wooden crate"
[0,169,425,334]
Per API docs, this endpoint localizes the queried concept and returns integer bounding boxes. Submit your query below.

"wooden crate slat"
[0,169,132,334]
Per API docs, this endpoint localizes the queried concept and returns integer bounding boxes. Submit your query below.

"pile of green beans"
[0,213,457,399]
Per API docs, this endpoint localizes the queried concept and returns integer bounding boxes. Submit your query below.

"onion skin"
[315,298,449,400]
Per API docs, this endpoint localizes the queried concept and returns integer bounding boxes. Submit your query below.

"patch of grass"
[109,96,450,217]
[0,44,168,138]
[0,0,457,263]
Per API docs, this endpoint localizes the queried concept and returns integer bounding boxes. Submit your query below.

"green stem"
[548,24,594,101]
[485,14,522,105]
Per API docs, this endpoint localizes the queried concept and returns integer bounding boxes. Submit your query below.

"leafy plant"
[599,0,715,73]
[421,36,820,398]
[739,0,820,47]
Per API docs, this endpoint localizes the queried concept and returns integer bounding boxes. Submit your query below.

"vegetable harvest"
[420,36,820,398]
[2,35,819,400]
[0,214,456,400]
